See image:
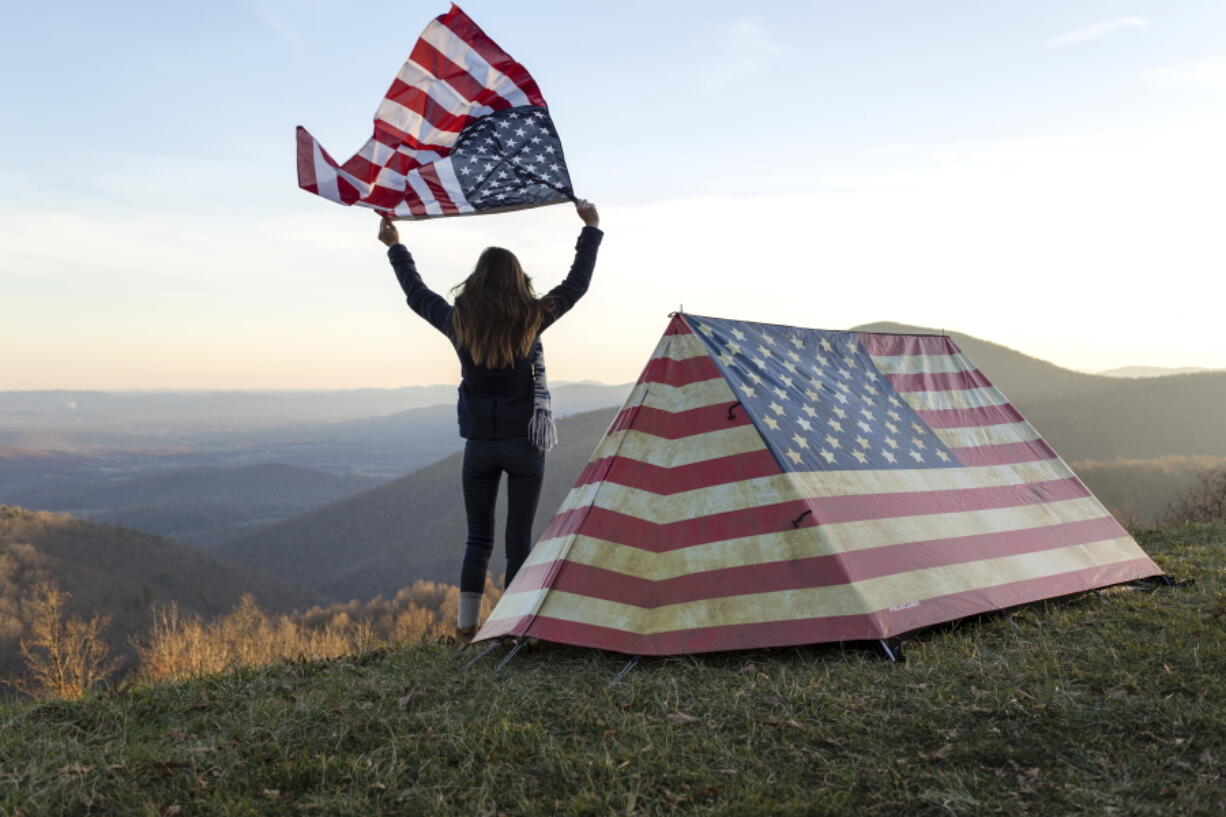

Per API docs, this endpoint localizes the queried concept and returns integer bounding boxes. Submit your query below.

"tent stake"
[459,639,503,672]
[608,655,641,687]
[877,639,905,663]
[494,638,527,672]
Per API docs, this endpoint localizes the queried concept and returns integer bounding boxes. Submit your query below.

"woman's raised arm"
[380,216,452,335]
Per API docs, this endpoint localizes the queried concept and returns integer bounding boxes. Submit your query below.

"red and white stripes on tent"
[474,315,1162,655]
[296,4,573,220]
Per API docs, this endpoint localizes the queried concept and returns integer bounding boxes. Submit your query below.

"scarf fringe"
[530,342,557,451]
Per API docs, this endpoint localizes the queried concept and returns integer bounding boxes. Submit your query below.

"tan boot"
[455,625,478,645]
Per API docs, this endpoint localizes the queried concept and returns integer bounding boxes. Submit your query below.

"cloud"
[1044,17,1150,50]
[1145,56,1226,89]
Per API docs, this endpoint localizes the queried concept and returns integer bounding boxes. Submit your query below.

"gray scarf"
[528,341,557,451]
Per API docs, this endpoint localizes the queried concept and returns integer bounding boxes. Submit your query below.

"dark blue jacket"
[388,225,603,440]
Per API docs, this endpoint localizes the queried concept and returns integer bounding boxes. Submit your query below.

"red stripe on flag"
[384,80,472,134]
[574,450,781,495]
[409,39,513,111]
[505,557,1160,654]
[636,355,721,387]
[336,176,360,205]
[670,315,696,334]
[418,163,459,214]
[887,369,994,392]
[609,403,750,438]
[340,154,381,185]
[857,333,955,356]
[295,127,320,192]
[372,118,455,156]
[360,183,404,210]
[513,515,1129,604]
[539,477,1090,551]
[438,6,547,107]
[918,403,1025,429]
[953,439,1058,467]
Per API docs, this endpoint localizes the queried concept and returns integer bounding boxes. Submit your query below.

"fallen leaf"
[162,806,182,817]
[666,712,697,725]
[263,789,281,800]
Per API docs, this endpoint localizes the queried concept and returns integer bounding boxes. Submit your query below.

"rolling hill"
[0,506,320,680]
[215,409,617,601]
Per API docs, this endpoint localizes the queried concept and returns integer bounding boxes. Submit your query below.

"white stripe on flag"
[421,21,533,107]
[312,142,340,202]
[405,171,443,216]
[432,157,473,212]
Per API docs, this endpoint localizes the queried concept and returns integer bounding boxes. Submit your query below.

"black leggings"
[460,437,546,594]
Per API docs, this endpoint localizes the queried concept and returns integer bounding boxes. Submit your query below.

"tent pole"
[458,639,503,672]
[494,638,528,672]
[607,655,641,687]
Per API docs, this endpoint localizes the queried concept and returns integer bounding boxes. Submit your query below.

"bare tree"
[1163,464,1226,525]
[15,582,122,700]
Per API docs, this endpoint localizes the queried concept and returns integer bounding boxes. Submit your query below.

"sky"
[2,0,1224,390]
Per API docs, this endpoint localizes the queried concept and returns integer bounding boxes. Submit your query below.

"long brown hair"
[449,247,553,369]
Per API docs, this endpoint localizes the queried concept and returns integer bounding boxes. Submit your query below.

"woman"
[378,200,602,640]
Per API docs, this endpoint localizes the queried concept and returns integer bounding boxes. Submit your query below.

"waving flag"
[296,4,574,220]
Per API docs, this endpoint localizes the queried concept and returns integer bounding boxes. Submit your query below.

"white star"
[719,352,734,366]
[770,401,786,416]
[726,342,741,356]
[865,371,879,382]
[837,383,851,393]
[911,437,926,450]
[751,357,766,369]
[497,121,511,129]
[796,418,813,431]
[820,339,834,352]
[731,328,746,341]
[888,395,902,407]
[832,407,848,419]
[885,421,899,434]
[885,437,899,450]
[887,410,902,422]
[460,166,472,176]
[857,420,872,433]
[856,435,870,449]
[852,450,869,464]
[909,450,924,463]
[785,448,803,465]
[835,392,850,405]
[790,336,804,349]
[911,422,925,434]
[842,355,857,368]
[550,163,561,172]
[828,419,844,432]
[864,384,878,396]
[698,323,714,337]
[802,404,818,417]
[515,127,527,137]
[762,334,776,345]
[936,450,951,462]
[787,350,801,362]
[838,368,853,380]
[757,345,773,358]
[484,163,495,172]
[815,354,829,367]
[804,389,820,402]
[820,449,837,464]
[824,434,841,449]
[747,372,763,385]
[783,361,797,373]
[772,387,787,400]
[544,145,556,154]
[763,416,780,431]
[881,449,897,463]
[740,384,757,398]
[780,375,794,389]
[860,408,874,420]
[791,433,809,449]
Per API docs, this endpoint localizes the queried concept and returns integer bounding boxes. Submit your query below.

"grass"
[2,524,1223,816]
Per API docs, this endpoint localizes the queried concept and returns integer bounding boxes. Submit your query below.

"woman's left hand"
[378,216,400,247]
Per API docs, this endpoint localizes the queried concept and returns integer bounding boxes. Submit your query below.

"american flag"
[296,4,573,219]
[475,314,1162,655]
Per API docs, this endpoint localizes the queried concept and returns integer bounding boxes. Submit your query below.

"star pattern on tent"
[688,317,960,472]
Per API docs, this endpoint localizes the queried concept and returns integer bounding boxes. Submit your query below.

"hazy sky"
[3,1,1224,389]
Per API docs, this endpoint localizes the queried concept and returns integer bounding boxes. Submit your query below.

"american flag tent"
[296,4,573,220]
[474,314,1162,654]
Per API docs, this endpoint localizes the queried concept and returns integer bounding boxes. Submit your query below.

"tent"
[473,314,1162,655]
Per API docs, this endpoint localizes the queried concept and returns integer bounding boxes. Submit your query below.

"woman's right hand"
[575,199,599,228]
